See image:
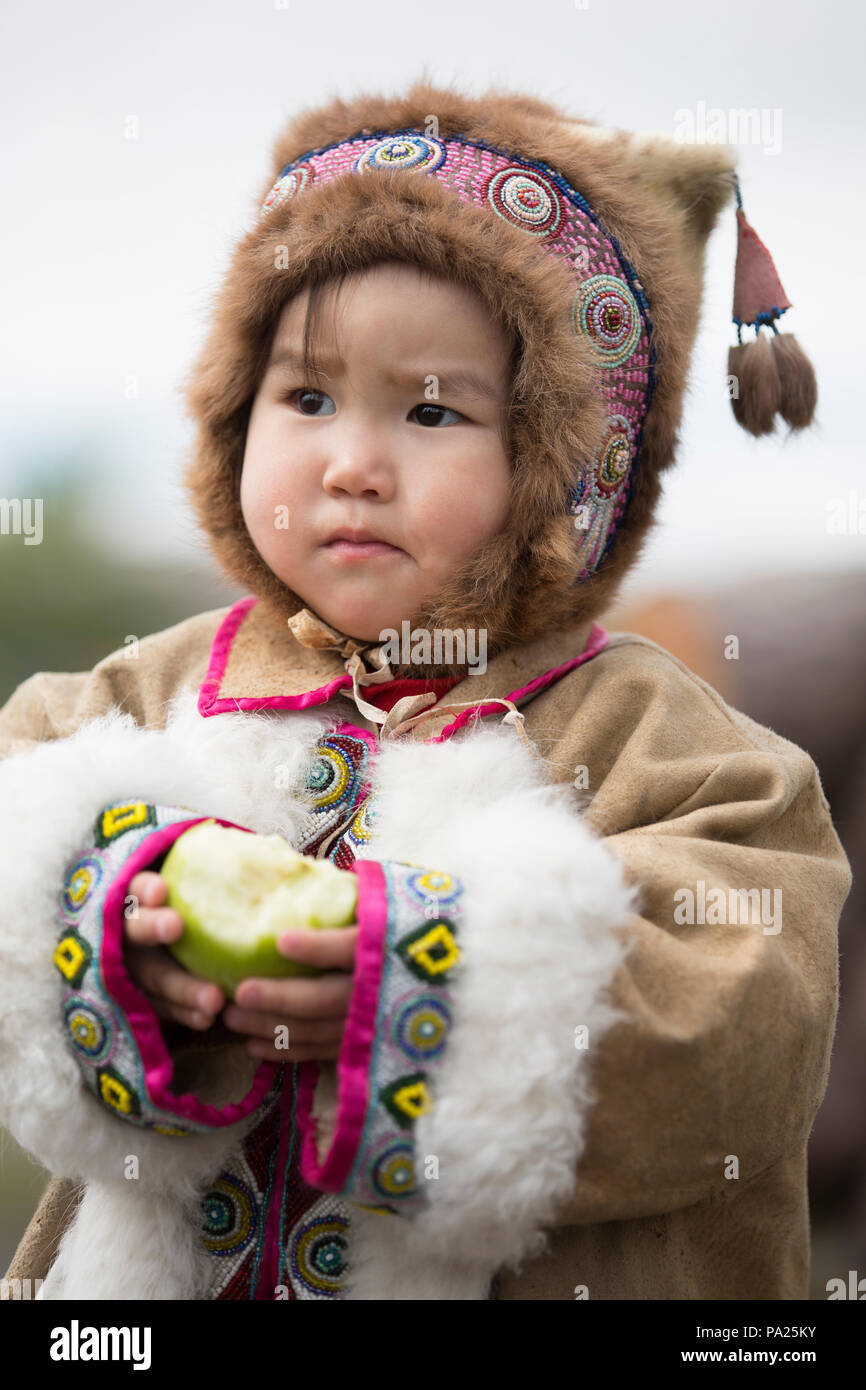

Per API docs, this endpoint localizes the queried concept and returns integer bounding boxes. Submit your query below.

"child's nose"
[321,445,396,499]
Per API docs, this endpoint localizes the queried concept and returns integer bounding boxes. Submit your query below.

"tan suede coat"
[1,597,851,1299]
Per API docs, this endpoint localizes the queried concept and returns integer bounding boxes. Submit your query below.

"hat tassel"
[727,175,817,436]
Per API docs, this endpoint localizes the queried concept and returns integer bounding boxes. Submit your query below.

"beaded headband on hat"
[260,130,656,583]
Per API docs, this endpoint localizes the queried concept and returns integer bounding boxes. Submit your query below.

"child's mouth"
[324,539,404,560]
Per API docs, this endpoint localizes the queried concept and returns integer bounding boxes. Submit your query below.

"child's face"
[240,261,514,642]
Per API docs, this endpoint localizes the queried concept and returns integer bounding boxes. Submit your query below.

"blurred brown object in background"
[603,572,866,1286]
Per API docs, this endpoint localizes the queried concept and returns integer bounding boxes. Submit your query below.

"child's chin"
[313,596,404,645]
[315,609,384,644]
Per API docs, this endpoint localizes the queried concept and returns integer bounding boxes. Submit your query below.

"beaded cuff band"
[297,856,466,1216]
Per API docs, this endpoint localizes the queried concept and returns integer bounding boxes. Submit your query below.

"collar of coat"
[198,595,609,744]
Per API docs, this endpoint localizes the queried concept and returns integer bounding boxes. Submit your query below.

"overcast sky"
[2,0,864,597]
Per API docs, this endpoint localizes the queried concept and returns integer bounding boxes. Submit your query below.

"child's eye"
[284,388,336,416]
[409,403,464,428]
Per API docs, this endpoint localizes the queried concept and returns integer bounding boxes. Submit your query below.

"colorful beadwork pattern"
[54,928,92,986]
[259,128,657,579]
[346,793,377,851]
[63,995,114,1064]
[198,1074,353,1300]
[390,990,452,1064]
[60,856,104,918]
[93,801,157,848]
[573,275,642,368]
[294,728,376,867]
[287,1199,351,1299]
[298,857,465,1215]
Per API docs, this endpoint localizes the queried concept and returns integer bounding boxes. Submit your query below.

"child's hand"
[123,870,225,1030]
[223,926,359,1062]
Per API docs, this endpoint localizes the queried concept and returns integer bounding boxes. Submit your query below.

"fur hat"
[181,76,816,679]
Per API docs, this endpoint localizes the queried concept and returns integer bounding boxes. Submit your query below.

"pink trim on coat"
[198,595,610,733]
[424,621,610,742]
[198,596,460,717]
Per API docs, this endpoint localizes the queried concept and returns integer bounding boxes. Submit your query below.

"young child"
[0,78,851,1302]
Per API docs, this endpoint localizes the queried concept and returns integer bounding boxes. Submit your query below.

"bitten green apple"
[160,820,358,998]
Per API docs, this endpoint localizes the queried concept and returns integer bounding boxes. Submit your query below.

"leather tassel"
[729,176,817,436]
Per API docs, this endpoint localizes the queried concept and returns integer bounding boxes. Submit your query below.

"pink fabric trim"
[198,595,258,715]
[425,622,611,743]
[295,858,388,1191]
[100,816,278,1126]
[198,597,610,743]
[198,594,352,716]
[198,595,459,718]
[201,673,352,716]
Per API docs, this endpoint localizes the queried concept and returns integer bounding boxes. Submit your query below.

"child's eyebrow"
[419,366,504,404]
[265,345,503,402]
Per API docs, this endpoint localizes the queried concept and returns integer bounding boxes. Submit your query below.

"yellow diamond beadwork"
[100,802,151,841]
[99,1072,135,1114]
[54,935,87,982]
[407,923,460,977]
[392,1078,431,1122]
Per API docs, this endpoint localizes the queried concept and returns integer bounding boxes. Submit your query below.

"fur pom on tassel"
[769,333,817,430]
[728,331,781,436]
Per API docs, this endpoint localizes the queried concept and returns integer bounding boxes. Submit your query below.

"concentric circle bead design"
[63,996,113,1064]
[306,744,354,809]
[290,1213,350,1297]
[201,1173,258,1257]
[261,163,312,214]
[390,991,451,1063]
[572,274,641,367]
[61,854,104,916]
[404,868,463,911]
[371,1139,417,1201]
[485,166,563,237]
[594,414,632,498]
[354,135,446,173]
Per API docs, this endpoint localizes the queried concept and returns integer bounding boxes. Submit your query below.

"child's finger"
[233,971,353,1019]
[276,925,359,973]
[127,944,224,1017]
[151,997,213,1030]
[127,871,168,908]
[124,902,184,947]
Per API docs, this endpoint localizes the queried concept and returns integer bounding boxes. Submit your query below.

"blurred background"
[1,0,863,1299]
